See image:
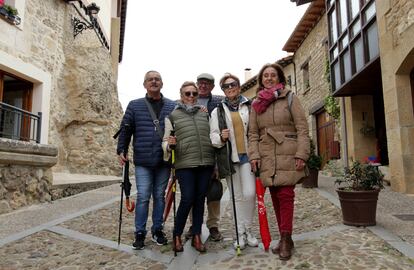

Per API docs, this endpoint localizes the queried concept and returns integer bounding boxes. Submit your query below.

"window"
[366,22,379,61]
[0,71,37,142]
[339,0,348,33]
[364,2,376,22]
[351,19,361,37]
[352,37,364,72]
[287,75,292,87]
[327,0,378,92]
[302,62,310,91]
[350,0,360,19]
[333,61,341,90]
[329,9,338,44]
[343,49,352,81]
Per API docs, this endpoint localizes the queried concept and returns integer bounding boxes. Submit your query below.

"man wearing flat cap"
[196,73,223,114]
[185,73,224,242]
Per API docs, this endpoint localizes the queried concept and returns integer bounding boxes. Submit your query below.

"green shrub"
[307,139,322,170]
[335,161,384,191]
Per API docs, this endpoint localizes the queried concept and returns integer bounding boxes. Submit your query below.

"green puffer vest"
[169,108,215,169]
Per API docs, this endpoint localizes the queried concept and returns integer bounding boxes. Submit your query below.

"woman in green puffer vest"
[162,81,215,253]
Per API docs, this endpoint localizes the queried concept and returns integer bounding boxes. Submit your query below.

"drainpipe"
[341,97,349,168]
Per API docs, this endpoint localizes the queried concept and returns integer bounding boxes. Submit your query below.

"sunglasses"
[221,81,239,90]
[183,91,199,97]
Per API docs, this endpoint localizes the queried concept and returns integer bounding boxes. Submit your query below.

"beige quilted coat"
[248,88,310,187]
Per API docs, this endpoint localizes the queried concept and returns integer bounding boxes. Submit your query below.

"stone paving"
[0,177,414,269]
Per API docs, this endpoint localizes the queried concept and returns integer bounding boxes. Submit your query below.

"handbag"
[207,178,223,203]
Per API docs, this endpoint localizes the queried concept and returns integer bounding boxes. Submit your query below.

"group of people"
[116,63,310,261]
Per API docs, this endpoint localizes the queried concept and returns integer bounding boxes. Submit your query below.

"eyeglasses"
[197,80,213,86]
[145,77,161,82]
[183,91,198,97]
[221,81,239,90]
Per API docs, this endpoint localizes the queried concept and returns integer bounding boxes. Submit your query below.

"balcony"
[0,102,41,143]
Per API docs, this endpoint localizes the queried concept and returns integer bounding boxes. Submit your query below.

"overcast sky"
[117,0,309,110]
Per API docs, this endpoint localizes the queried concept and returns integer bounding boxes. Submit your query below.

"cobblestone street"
[0,175,413,269]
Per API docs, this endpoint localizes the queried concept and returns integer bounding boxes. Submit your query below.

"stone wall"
[292,13,330,116]
[0,138,57,214]
[0,0,123,177]
[376,0,414,193]
[290,12,339,148]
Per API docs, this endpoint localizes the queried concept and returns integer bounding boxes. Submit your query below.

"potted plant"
[0,4,20,24]
[302,139,322,188]
[335,161,384,226]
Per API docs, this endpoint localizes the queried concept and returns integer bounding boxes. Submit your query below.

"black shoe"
[152,230,168,245]
[132,232,145,250]
[209,227,223,241]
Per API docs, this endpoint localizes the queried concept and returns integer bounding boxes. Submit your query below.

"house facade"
[0,0,127,213]
[283,0,340,167]
[325,0,414,193]
[244,0,414,194]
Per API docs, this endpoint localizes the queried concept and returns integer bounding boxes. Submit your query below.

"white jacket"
[209,96,251,163]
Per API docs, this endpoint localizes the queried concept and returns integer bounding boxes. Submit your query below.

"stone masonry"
[0,0,123,176]
[0,138,57,214]
[289,12,341,145]
[376,0,414,193]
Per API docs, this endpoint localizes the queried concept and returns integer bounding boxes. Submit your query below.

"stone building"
[0,0,127,213]
[243,0,414,194]
[294,0,414,193]
[282,0,340,167]
[324,0,414,193]
[241,0,340,167]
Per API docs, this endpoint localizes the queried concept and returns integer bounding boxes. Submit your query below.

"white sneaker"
[245,230,258,247]
[233,234,246,250]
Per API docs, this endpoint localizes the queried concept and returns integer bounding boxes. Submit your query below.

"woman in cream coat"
[209,73,258,250]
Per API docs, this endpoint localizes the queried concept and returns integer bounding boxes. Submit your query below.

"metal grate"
[393,214,414,221]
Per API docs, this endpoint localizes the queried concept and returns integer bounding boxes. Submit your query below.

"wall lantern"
[65,0,109,49]
[71,2,100,38]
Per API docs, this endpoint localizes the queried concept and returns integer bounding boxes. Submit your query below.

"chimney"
[244,68,252,82]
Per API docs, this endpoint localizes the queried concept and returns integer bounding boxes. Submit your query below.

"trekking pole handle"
[169,130,176,150]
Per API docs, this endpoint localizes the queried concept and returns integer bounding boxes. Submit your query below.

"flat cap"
[197,73,215,82]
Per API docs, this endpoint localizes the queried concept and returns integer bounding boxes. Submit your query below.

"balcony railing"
[0,102,42,143]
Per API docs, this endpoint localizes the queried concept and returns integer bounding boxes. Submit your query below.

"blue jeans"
[135,165,170,235]
[174,166,213,236]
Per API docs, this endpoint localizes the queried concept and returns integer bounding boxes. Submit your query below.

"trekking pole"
[170,130,177,257]
[114,124,134,246]
[226,141,241,256]
[117,165,125,246]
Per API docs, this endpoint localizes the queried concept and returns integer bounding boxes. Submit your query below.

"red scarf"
[252,83,284,114]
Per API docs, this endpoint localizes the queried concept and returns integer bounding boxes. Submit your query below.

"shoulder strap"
[217,103,227,131]
[144,98,163,139]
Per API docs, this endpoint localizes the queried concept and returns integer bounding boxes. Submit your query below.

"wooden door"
[316,111,337,168]
[1,72,33,141]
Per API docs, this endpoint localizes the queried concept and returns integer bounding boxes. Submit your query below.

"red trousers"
[269,185,295,233]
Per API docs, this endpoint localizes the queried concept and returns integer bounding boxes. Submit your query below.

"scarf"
[223,95,242,112]
[252,83,284,114]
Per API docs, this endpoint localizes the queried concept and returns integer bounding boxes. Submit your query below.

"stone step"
[51,172,123,200]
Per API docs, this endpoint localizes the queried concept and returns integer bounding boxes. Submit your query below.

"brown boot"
[172,236,183,252]
[279,232,294,260]
[191,234,206,252]
[271,240,281,254]
[273,235,294,254]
